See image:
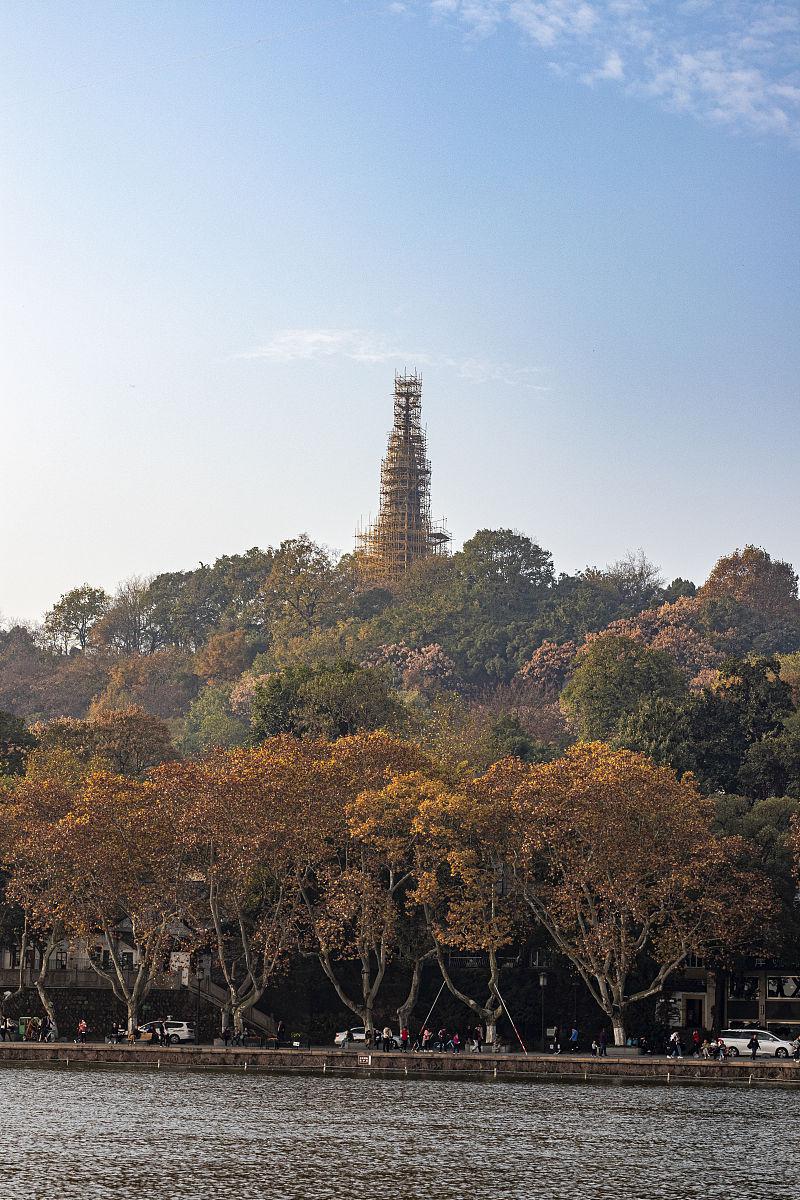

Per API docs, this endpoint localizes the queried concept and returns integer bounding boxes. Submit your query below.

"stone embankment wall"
[2,1044,800,1088]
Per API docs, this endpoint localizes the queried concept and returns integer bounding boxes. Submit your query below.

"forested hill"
[1,534,799,802]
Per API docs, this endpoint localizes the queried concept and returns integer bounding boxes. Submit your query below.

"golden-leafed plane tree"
[296,731,435,1044]
[157,737,316,1036]
[508,742,775,1044]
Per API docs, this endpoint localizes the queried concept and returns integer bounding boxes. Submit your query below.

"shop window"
[728,976,759,1001]
[767,976,800,999]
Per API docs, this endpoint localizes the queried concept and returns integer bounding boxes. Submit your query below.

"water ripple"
[0,1067,797,1199]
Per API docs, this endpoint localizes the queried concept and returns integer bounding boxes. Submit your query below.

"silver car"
[720,1028,793,1058]
[139,1019,196,1045]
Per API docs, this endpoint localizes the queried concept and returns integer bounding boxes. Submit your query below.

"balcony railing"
[0,966,183,991]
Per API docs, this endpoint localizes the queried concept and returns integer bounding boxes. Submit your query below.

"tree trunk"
[1,916,30,1019]
[34,935,59,1038]
[427,927,503,1045]
[397,952,432,1032]
[612,1013,626,1046]
[34,964,56,1041]
[127,1000,139,1035]
[34,979,57,1035]
[231,1003,247,1035]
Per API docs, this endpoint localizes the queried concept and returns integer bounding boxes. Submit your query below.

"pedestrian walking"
[400,1026,409,1052]
[451,1031,461,1053]
[598,1029,608,1057]
[474,1024,484,1054]
[747,1032,760,1060]
[668,1031,682,1058]
[77,1018,87,1044]
[569,1026,579,1052]
[691,1028,702,1057]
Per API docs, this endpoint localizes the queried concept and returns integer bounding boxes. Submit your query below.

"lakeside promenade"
[2,1043,800,1088]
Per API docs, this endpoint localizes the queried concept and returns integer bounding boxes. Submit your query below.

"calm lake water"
[1,1066,797,1199]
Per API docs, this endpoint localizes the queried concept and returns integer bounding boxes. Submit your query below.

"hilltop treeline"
[0,534,798,797]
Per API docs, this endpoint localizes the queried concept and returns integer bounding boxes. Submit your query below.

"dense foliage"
[2,536,799,1039]
[1,537,797,777]
[0,735,784,1044]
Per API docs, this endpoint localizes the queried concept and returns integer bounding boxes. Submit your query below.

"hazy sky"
[2,0,798,623]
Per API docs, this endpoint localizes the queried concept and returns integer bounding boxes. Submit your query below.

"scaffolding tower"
[355,373,451,586]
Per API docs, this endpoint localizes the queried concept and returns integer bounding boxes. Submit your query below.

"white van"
[720,1028,794,1058]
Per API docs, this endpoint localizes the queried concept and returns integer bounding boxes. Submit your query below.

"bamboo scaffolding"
[355,373,451,586]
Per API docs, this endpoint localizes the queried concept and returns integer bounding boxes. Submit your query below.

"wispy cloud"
[414,1,800,139]
[237,328,547,387]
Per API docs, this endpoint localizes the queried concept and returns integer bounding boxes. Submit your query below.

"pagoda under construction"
[355,373,451,586]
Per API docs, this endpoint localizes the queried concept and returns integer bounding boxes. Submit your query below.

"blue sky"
[1,1,798,622]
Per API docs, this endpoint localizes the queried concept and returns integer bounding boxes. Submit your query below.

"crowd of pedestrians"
[0,1014,55,1041]
[366,1024,487,1052]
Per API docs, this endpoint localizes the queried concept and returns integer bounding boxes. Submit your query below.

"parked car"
[138,1020,196,1045]
[720,1028,793,1058]
[334,1026,399,1050]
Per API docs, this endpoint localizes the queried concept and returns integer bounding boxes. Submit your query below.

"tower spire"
[355,372,450,585]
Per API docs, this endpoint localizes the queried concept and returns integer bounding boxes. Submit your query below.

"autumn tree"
[511,743,775,1044]
[0,626,54,718]
[43,771,193,1031]
[700,546,800,619]
[297,732,434,1041]
[779,652,800,705]
[35,706,175,776]
[365,643,457,697]
[96,648,198,719]
[516,641,578,700]
[159,742,308,1034]
[194,630,256,683]
[583,597,721,677]
[2,770,84,1033]
[43,585,110,653]
[411,759,529,1046]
